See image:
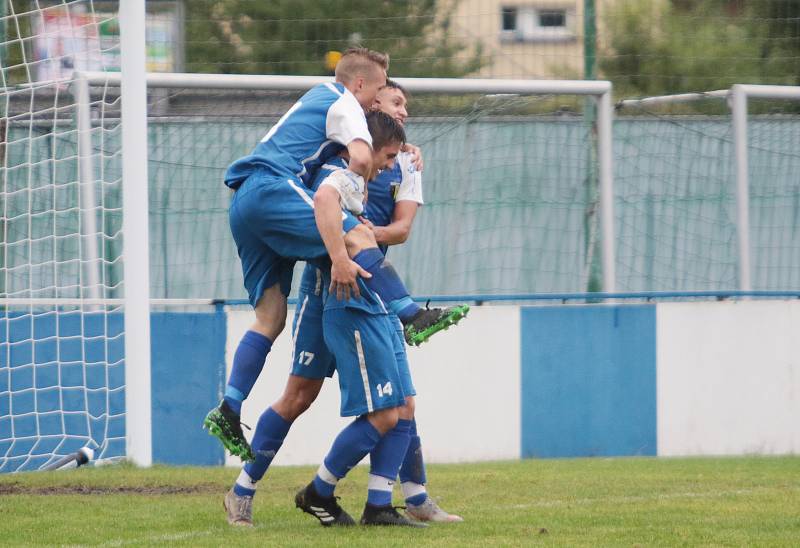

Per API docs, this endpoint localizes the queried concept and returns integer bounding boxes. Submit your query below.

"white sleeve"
[319,169,366,215]
[326,91,372,148]
[395,152,424,205]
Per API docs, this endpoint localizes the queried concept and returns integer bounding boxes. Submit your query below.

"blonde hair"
[335,47,389,84]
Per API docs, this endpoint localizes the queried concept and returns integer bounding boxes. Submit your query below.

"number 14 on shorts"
[376,381,393,397]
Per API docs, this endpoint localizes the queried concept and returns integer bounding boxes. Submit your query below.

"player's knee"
[399,396,415,420]
[275,377,323,421]
[253,287,288,339]
[288,388,318,417]
[366,406,399,435]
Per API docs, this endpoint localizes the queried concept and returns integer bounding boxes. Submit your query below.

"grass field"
[1,456,799,546]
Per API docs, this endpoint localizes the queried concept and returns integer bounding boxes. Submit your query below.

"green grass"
[1,457,799,546]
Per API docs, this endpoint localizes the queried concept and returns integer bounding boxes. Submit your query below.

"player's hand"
[359,216,375,230]
[330,256,371,300]
[402,143,424,171]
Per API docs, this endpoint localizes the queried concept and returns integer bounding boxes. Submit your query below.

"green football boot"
[403,304,470,346]
[203,400,255,462]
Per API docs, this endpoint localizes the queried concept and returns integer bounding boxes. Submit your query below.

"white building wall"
[657,300,800,456]
[225,305,521,467]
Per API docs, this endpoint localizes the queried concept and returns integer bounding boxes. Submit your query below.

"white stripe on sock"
[316,463,339,486]
[236,469,257,491]
[401,481,427,499]
[368,473,395,493]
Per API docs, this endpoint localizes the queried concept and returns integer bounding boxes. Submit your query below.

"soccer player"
[225,110,414,527]
[224,86,462,527]
[204,48,468,461]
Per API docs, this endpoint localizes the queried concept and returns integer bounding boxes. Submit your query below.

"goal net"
[615,88,800,292]
[1,1,128,472]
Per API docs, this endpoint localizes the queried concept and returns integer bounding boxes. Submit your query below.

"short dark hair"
[366,110,406,150]
[382,78,408,100]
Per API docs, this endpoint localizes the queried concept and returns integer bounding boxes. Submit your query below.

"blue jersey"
[300,151,423,313]
[224,83,372,189]
[365,151,424,254]
[313,152,424,253]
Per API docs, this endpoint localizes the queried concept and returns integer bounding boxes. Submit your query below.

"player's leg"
[205,281,286,462]
[364,314,414,512]
[225,274,334,526]
[296,309,421,527]
[387,314,463,522]
[205,182,296,460]
[343,226,470,346]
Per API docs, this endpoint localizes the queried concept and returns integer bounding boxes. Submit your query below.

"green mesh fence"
[4,111,800,299]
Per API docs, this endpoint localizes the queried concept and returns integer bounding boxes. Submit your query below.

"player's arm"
[327,94,374,178]
[372,152,424,245]
[346,139,373,180]
[371,201,419,245]
[313,186,367,300]
[401,142,424,171]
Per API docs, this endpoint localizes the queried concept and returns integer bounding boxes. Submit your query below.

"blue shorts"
[290,271,336,380]
[229,172,360,307]
[323,308,406,417]
[389,314,416,398]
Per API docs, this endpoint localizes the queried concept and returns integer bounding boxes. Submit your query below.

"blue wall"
[151,311,226,465]
[520,305,657,457]
[1,311,225,471]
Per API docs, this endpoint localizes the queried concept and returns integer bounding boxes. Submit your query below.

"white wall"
[657,300,800,456]
[225,305,521,467]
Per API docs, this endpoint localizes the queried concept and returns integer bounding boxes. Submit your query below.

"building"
[447,0,599,79]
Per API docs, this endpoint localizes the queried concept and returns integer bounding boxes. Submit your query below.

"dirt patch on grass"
[0,482,221,496]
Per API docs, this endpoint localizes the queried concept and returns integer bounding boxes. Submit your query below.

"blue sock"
[367,419,412,506]
[406,491,428,506]
[399,420,428,505]
[312,416,383,498]
[225,330,272,414]
[242,407,292,481]
[399,419,427,484]
[352,248,420,322]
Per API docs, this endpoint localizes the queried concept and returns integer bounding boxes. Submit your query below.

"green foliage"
[601,0,800,97]
[185,0,484,77]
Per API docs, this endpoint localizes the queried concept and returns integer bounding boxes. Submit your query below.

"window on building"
[502,7,518,31]
[500,6,575,43]
[539,10,566,28]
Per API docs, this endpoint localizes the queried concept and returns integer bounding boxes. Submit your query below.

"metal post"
[0,0,7,72]
[119,0,152,467]
[72,73,101,301]
[730,85,751,292]
[583,0,602,292]
[597,89,616,293]
[584,0,597,81]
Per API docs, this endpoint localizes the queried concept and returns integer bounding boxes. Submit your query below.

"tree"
[600,0,800,97]
[184,0,484,78]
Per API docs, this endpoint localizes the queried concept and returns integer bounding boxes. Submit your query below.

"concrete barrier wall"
[146,300,800,465]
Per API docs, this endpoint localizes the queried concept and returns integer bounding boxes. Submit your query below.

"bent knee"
[399,396,415,420]
[367,407,400,434]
